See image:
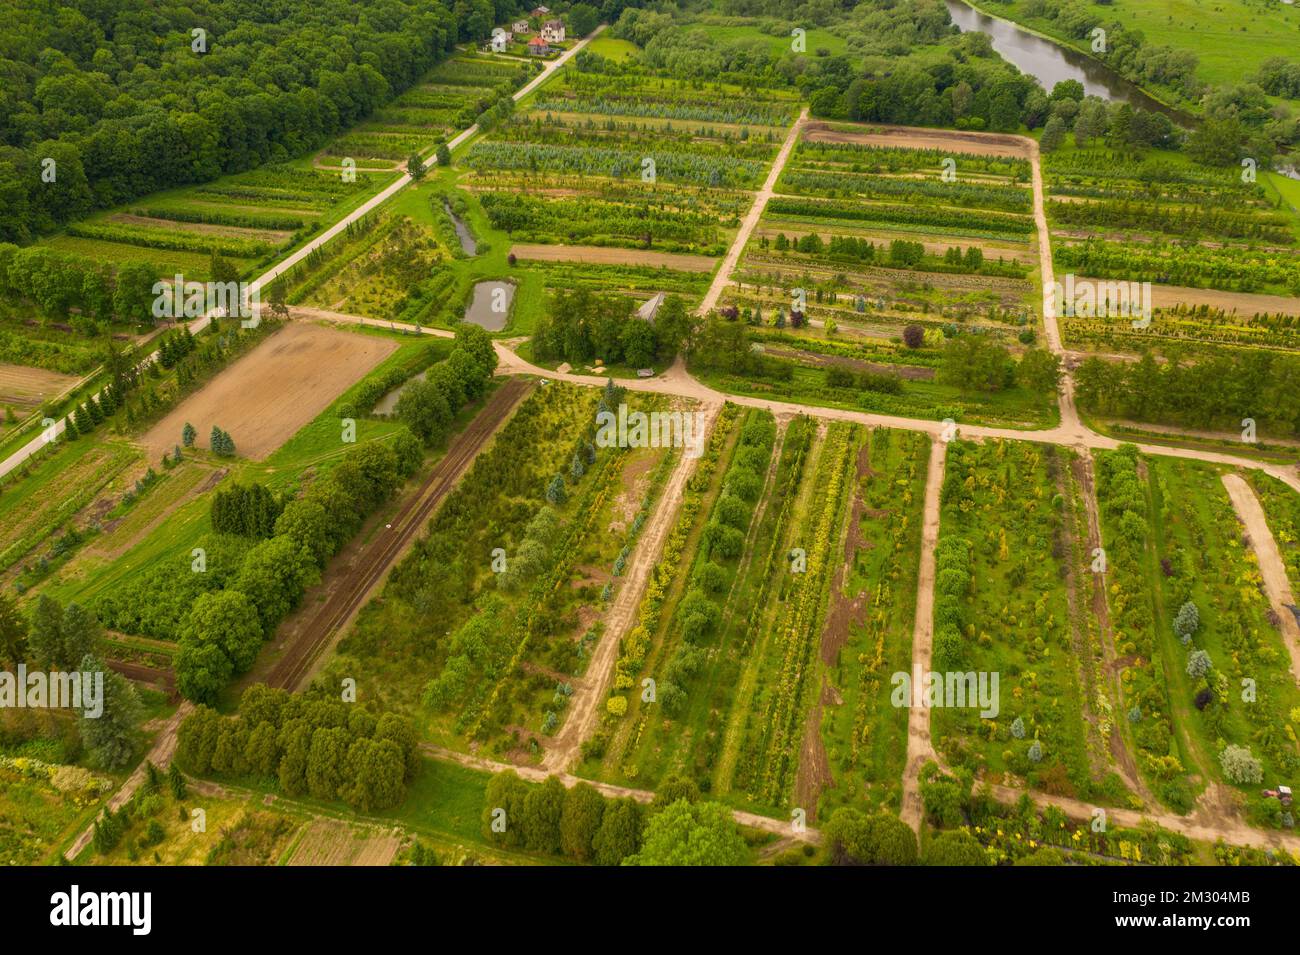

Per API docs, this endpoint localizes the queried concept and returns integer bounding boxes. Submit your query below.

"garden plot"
[801,122,1034,160]
[141,323,396,461]
[814,427,931,820]
[0,363,79,411]
[1145,458,1300,800]
[285,819,403,866]
[931,439,1094,800]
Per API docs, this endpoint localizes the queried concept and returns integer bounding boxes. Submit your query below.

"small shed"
[635,291,665,322]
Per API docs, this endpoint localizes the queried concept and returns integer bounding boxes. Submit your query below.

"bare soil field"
[510,243,718,273]
[141,323,396,461]
[285,819,403,866]
[803,121,1032,159]
[0,363,79,409]
[108,213,293,245]
[1075,278,1300,317]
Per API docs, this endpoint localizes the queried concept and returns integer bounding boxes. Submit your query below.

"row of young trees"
[177,686,420,812]
[0,244,159,330]
[174,430,424,702]
[481,771,749,865]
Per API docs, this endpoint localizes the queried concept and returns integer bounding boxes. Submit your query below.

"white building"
[512,20,530,34]
[541,18,566,43]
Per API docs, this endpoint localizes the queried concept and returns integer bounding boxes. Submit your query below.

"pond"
[373,370,428,417]
[944,0,1193,124]
[463,280,515,331]
[445,201,477,255]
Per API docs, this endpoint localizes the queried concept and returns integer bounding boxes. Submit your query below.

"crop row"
[1054,239,1300,295]
[463,141,766,188]
[767,196,1034,238]
[781,168,1032,211]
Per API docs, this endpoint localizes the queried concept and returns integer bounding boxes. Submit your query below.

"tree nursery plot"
[815,427,930,820]
[10,0,1300,886]
[931,438,1093,800]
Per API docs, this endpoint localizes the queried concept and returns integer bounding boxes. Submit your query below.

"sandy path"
[696,108,808,316]
[1222,473,1300,684]
[541,399,723,773]
[64,702,194,861]
[900,438,945,833]
[425,743,816,844]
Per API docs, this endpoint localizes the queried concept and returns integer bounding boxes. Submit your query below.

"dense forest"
[0,0,527,243]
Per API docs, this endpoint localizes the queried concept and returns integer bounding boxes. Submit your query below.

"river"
[944,0,1193,123]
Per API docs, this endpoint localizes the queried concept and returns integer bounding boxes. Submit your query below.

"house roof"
[544,19,564,28]
[635,291,665,321]
[528,35,547,45]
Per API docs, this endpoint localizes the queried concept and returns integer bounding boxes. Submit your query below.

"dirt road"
[261,378,532,692]
[64,702,193,861]
[1222,472,1300,683]
[900,438,945,833]
[425,743,816,844]
[542,399,723,772]
[696,108,808,316]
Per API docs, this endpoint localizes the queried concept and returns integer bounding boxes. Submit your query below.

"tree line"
[1074,350,1300,438]
[177,685,420,812]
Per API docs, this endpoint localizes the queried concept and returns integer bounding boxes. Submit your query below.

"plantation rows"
[767,196,1034,239]
[781,169,1032,212]
[64,222,279,260]
[1063,303,1300,352]
[1049,199,1293,244]
[821,427,930,817]
[932,439,1093,800]
[463,141,766,188]
[480,193,725,253]
[531,93,793,127]
[1055,239,1300,295]
[796,141,1030,179]
[739,422,857,807]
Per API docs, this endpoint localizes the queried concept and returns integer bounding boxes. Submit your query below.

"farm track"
[899,439,945,833]
[263,377,532,692]
[64,702,193,861]
[696,107,808,315]
[1222,473,1300,683]
[542,399,723,773]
